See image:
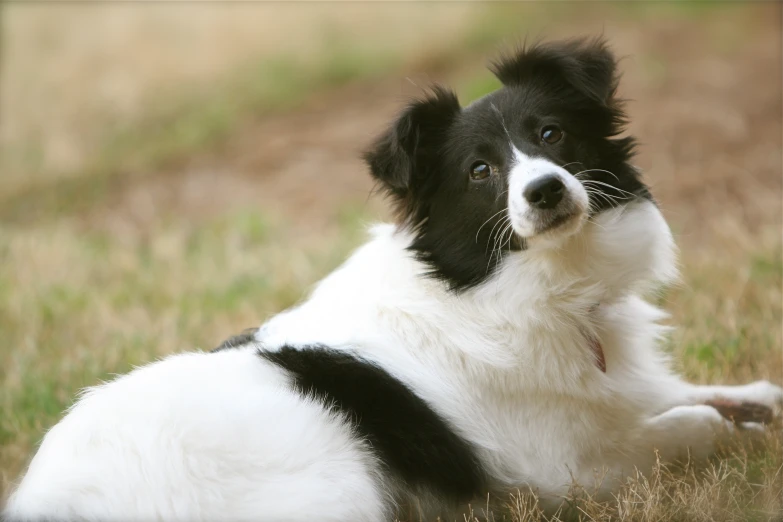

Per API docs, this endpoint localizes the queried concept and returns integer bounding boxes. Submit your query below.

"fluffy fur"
[4,38,782,522]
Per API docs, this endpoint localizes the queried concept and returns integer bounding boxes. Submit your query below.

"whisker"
[492,219,510,257]
[584,188,617,209]
[495,223,513,267]
[585,190,629,205]
[475,208,508,244]
[559,161,583,171]
[485,217,511,274]
[495,222,511,253]
[484,215,511,258]
[499,222,515,252]
[496,224,511,264]
[484,216,508,255]
[573,168,621,182]
[580,179,636,198]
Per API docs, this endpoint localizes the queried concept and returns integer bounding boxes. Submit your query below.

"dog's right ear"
[363,87,460,208]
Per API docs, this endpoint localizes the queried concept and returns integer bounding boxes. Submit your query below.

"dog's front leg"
[643,404,738,462]
[681,381,783,413]
[641,380,782,463]
[677,380,783,422]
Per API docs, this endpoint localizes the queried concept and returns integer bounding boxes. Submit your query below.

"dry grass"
[498,439,783,522]
[1,2,782,520]
[0,211,368,495]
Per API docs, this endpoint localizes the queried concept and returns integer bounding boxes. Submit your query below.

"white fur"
[5,199,782,520]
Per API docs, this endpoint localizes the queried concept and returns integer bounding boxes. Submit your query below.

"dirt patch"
[84,81,401,237]
[82,4,781,249]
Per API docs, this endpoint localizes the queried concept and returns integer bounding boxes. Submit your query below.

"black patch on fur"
[211,327,259,352]
[364,38,651,291]
[259,345,487,502]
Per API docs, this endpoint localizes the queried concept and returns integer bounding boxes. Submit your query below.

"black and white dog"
[5,38,782,522]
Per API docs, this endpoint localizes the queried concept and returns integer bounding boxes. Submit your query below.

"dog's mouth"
[535,209,581,234]
[528,200,587,237]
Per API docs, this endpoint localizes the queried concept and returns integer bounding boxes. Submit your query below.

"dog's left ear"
[363,86,460,215]
[491,38,618,107]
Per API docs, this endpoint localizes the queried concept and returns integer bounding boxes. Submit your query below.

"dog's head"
[365,38,653,290]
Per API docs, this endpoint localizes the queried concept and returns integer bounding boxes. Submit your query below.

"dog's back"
[4,349,389,521]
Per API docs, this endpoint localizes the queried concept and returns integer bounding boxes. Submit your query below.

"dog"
[4,38,782,522]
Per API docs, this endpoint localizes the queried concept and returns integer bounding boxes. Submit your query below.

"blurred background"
[1,2,781,516]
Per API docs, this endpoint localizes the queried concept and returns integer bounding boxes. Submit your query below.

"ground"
[0,3,781,520]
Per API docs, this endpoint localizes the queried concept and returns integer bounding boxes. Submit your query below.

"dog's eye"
[470,161,494,181]
[541,125,564,145]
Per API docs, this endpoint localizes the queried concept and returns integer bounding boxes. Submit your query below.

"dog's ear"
[363,86,460,205]
[491,38,618,107]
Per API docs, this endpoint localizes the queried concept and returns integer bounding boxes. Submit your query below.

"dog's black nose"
[524,175,565,210]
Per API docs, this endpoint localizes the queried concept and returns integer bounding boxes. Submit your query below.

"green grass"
[0,210,370,495]
[669,246,782,384]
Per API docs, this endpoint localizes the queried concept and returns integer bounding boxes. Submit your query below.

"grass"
[1,1,781,519]
[0,210,369,498]
[2,204,781,518]
[474,443,783,521]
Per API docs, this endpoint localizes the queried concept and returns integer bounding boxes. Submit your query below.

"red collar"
[588,334,606,373]
[586,304,606,373]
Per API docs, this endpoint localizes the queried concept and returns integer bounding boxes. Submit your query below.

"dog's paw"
[705,399,774,425]
[740,380,783,413]
[697,381,783,427]
[705,381,783,424]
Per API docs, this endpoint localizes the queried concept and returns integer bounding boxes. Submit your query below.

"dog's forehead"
[464,87,511,114]
[461,86,539,128]
[452,87,538,149]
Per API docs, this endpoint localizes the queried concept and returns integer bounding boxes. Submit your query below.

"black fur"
[363,86,461,224]
[212,327,259,352]
[364,38,650,291]
[258,346,487,502]
[491,37,619,107]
